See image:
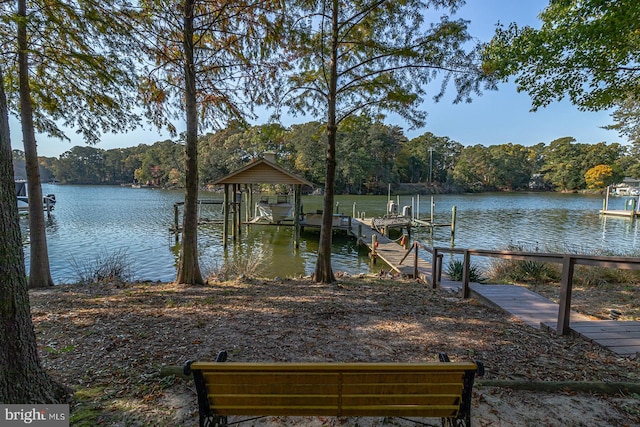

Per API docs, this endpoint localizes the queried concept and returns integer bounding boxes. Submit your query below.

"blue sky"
[11,1,623,158]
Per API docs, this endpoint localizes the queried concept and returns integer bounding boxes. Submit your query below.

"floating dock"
[601,186,639,218]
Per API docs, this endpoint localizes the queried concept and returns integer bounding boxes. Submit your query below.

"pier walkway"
[350,217,432,277]
[440,281,640,357]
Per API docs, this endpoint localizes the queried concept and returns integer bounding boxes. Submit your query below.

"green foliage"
[541,137,626,191]
[483,1,640,144]
[281,0,494,128]
[1,0,140,144]
[446,259,485,283]
[136,0,285,135]
[489,258,559,284]
[40,119,638,191]
[396,132,462,184]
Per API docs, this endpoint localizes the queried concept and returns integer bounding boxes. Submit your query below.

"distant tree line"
[13,116,640,193]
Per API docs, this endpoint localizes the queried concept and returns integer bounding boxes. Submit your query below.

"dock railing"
[424,245,640,336]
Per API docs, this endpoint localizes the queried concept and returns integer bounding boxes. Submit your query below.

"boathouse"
[212,153,314,248]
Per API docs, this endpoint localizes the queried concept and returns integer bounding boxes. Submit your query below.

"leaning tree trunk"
[175,0,204,285]
[18,0,54,288]
[0,66,67,403]
[314,0,339,284]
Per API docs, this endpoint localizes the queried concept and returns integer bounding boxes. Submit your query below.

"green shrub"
[446,259,485,283]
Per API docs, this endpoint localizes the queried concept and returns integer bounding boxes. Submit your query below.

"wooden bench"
[184,352,483,427]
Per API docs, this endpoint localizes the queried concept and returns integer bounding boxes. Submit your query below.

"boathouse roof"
[212,155,314,187]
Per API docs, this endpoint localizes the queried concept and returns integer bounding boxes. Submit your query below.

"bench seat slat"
[207,383,340,395]
[342,383,463,394]
[204,372,467,386]
[190,362,477,372]
[210,394,339,407]
[211,404,461,417]
[342,372,466,383]
[204,372,340,385]
[208,393,460,406]
[206,372,466,381]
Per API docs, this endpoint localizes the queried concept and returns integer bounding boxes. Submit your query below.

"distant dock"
[601,185,640,219]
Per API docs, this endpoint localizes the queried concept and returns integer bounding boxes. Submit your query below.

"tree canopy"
[483,0,640,144]
[278,0,495,282]
[34,120,637,193]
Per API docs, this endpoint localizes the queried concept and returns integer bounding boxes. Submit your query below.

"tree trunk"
[176,0,204,285]
[0,65,68,403]
[314,0,339,284]
[18,0,54,288]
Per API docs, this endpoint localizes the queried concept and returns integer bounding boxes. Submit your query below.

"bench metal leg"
[442,417,470,427]
[203,415,227,427]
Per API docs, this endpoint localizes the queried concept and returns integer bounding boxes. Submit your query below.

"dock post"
[294,184,302,248]
[430,196,434,223]
[557,255,576,335]
[430,247,438,288]
[413,241,418,279]
[223,185,229,248]
[352,202,356,219]
[462,249,470,299]
[451,206,457,245]
[336,201,340,214]
[358,224,362,239]
[371,235,377,264]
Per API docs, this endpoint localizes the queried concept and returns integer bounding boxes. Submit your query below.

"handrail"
[422,245,640,336]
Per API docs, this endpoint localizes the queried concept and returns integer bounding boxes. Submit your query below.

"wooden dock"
[543,320,640,357]
[600,209,638,218]
[439,281,640,357]
[350,218,432,277]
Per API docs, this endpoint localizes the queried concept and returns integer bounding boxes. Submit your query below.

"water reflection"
[20,185,640,284]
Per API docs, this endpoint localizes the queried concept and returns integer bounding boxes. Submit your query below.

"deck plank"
[440,282,640,357]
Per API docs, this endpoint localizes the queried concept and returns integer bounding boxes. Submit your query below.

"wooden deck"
[439,281,640,357]
[350,217,432,277]
[543,320,640,356]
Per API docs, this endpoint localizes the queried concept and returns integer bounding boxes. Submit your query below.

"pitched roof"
[211,157,314,187]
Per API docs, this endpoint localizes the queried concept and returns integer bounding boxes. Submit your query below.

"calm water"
[20,185,640,284]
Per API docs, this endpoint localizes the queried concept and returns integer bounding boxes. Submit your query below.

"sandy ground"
[30,277,640,426]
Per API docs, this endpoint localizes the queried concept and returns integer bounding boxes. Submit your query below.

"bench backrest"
[188,361,479,418]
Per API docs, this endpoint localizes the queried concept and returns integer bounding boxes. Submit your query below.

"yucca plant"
[447,259,485,283]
